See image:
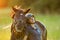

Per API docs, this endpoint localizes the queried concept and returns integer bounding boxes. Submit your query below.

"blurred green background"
[0,0,60,40]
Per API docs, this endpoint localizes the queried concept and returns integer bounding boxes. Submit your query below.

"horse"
[10,6,47,40]
[10,6,30,40]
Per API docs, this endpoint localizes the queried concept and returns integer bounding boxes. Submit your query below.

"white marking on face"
[20,13,23,15]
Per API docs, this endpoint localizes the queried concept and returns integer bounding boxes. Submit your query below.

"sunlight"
[0,0,8,8]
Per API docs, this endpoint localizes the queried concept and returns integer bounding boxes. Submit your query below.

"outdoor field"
[0,8,60,40]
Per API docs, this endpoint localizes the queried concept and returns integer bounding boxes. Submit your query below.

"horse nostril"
[19,20,21,22]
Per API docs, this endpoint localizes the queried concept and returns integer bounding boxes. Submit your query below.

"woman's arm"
[23,35,28,40]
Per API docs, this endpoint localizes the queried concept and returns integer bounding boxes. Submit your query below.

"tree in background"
[8,0,60,14]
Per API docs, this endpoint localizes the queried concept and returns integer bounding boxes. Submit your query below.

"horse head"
[11,6,30,32]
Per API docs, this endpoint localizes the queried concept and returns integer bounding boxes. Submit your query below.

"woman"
[23,13,47,40]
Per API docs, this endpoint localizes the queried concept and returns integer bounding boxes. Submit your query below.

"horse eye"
[19,20,23,23]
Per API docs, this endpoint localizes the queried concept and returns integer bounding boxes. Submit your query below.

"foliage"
[8,0,60,14]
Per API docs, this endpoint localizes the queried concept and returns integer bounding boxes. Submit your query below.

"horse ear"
[12,5,21,11]
[12,7,18,12]
[10,5,21,19]
[24,8,31,14]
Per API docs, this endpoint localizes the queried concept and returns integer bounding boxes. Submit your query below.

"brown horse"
[10,6,30,40]
[10,6,47,40]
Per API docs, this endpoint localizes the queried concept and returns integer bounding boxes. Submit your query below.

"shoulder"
[35,21,45,27]
[35,21,47,31]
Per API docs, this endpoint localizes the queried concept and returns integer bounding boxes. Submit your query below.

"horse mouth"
[15,25,24,32]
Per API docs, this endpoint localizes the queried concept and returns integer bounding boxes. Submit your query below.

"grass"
[35,14,60,40]
[0,8,60,40]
